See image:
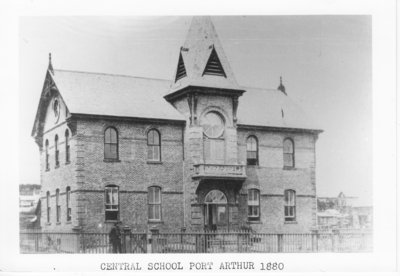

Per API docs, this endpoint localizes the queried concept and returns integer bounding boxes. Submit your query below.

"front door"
[204,190,228,231]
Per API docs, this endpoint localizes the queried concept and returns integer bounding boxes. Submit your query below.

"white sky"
[19,16,372,205]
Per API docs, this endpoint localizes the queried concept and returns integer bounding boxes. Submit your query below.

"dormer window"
[203,48,226,77]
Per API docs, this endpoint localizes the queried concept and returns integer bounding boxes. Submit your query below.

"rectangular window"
[204,138,224,164]
[105,186,119,221]
[148,187,161,221]
[104,144,118,160]
[66,145,70,163]
[147,145,160,161]
[45,140,50,171]
[55,150,59,167]
[66,187,71,221]
[46,192,50,223]
[248,189,260,221]
[46,153,50,170]
[284,190,296,222]
[56,189,60,223]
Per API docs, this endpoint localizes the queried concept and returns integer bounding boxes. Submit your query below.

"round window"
[201,112,224,138]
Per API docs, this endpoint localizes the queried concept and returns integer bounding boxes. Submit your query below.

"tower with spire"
[165,17,248,230]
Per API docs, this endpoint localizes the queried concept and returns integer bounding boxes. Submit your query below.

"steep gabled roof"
[51,69,185,121]
[31,69,187,139]
[32,68,320,134]
[169,16,241,93]
[237,87,321,130]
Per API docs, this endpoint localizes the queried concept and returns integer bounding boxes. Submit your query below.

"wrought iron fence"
[20,230,372,254]
[20,231,147,254]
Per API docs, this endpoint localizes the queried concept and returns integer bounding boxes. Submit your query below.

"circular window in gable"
[201,111,224,138]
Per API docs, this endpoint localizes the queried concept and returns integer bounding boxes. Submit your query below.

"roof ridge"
[242,86,280,92]
[53,69,284,92]
[53,69,170,82]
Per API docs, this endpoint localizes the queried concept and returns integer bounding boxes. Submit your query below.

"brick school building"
[31,17,322,233]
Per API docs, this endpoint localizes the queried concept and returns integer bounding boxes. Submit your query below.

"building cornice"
[237,124,323,135]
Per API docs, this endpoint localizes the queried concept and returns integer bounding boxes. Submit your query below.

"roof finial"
[48,52,54,74]
[277,75,286,95]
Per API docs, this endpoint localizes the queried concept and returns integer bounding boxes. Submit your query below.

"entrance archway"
[204,189,228,231]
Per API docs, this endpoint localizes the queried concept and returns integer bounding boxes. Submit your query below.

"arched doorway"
[204,189,228,230]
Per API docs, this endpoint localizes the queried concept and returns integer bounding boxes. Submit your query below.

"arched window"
[104,127,118,160]
[66,186,71,221]
[105,185,119,221]
[148,186,162,220]
[147,129,161,162]
[246,136,258,165]
[201,112,225,163]
[284,189,296,221]
[248,189,260,221]
[283,138,295,168]
[65,129,70,164]
[204,189,227,204]
[46,191,50,223]
[45,139,49,171]
[55,135,59,167]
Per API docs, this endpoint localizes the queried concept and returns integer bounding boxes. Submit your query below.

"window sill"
[148,220,164,224]
[247,220,261,224]
[284,221,298,224]
[105,220,119,223]
[45,168,50,172]
[45,223,51,226]
[147,161,162,164]
[283,166,296,170]
[56,222,61,225]
[103,159,121,163]
[55,165,60,169]
[65,161,70,165]
[66,221,72,224]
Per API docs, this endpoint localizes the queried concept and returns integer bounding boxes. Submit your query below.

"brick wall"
[40,123,78,231]
[237,128,318,232]
[73,118,185,232]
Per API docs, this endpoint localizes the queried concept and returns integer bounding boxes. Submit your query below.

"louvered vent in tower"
[203,48,226,77]
[175,53,187,82]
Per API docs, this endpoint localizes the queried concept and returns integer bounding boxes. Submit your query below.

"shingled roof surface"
[50,69,320,130]
[51,69,185,121]
[237,86,320,130]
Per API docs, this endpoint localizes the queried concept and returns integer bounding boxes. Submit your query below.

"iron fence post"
[122,226,131,253]
[34,233,39,252]
[311,230,318,252]
[180,227,186,252]
[72,226,82,253]
[332,229,340,252]
[277,234,283,252]
[149,228,159,254]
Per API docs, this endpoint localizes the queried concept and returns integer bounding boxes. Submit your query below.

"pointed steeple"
[277,76,286,95]
[48,53,54,75]
[169,16,242,94]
